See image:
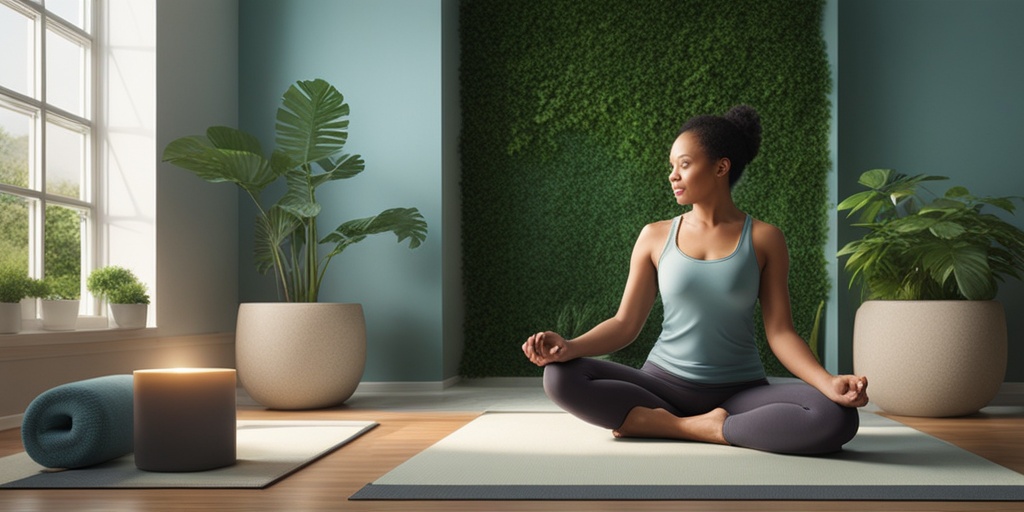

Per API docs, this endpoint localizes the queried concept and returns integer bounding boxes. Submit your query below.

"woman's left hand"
[828,375,869,408]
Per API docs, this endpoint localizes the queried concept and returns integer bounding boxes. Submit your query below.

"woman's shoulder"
[749,217,788,257]
[749,217,784,239]
[639,217,676,241]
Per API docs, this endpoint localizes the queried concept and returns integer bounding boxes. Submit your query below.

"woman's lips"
[673,188,685,196]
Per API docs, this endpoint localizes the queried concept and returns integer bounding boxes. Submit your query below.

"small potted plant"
[87,266,150,329]
[0,267,36,334]
[39,275,81,331]
[838,169,1024,416]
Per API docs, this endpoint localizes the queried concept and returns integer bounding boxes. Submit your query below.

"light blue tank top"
[645,214,766,383]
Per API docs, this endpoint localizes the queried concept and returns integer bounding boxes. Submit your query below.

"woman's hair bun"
[724,105,762,161]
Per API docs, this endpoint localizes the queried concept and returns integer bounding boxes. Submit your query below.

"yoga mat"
[21,374,134,469]
[0,420,376,489]
[351,412,1024,501]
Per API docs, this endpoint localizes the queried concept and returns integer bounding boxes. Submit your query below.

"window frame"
[0,0,105,330]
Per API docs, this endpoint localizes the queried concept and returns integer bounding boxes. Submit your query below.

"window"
[0,0,95,316]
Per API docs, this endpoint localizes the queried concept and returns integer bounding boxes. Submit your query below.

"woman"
[522,105,867,454]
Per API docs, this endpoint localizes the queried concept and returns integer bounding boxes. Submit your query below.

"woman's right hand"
[522,331,570,367]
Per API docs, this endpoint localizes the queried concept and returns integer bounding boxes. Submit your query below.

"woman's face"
[668,131,729,206]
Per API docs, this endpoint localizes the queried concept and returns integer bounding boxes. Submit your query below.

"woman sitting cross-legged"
[522,105,867,455]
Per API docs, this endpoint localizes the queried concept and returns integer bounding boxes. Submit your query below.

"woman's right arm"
[523,222,663,366]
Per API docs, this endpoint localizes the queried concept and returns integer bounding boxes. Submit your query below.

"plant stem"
[248,190,290,302]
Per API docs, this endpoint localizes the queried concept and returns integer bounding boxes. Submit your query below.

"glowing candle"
[133,368,236,472]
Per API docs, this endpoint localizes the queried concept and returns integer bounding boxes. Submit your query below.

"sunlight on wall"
[101,0,156,325]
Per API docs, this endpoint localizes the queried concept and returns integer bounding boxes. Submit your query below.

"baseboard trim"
[0,414,23,432]
[355,375,463,393]
[992,382,1024,406]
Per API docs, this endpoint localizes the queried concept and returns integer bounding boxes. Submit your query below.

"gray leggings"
[543,358,859,455]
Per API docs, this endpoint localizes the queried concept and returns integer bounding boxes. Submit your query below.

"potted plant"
[162,79,428,409]
[39,275,81,331]
[838,169,1024,416]
[87,266,150,329]
[0,267,36,334]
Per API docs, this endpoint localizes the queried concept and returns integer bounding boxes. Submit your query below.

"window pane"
[0,105,33,188]
[46,0,88,32]
[45,28,85,116]
[44,203,83,300]
[45,119,84,199]
[0,193,30,273]
[0,6,34,97]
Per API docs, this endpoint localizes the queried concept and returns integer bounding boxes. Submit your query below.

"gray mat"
[1,420,377,489]
[351,412,1024,501]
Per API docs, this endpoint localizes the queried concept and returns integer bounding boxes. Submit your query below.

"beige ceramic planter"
[853,300,1006,417]
[235,302,366,410]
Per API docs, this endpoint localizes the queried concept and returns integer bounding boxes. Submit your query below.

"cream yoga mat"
[351,412,1024,501]
[0,420,377,489]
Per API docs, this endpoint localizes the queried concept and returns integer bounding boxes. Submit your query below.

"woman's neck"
[684,200,744,228]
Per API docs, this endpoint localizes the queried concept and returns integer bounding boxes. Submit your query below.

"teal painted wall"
[238,0,453,382]
[232,0,1023,384]
[838,0,1024,380]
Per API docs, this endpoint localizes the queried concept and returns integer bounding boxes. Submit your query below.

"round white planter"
[40,299,80,331]
[853,300,1006,417]
[235,303,366,410]
[109,303,148,329]
[0,302,22,334]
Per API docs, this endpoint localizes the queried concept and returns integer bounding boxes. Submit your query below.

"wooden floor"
[1,406,1023,512]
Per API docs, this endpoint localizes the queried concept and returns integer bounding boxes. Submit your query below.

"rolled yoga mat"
[21,374,134,469]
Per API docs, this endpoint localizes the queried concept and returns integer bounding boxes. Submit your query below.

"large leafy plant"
[838,169,1024,301]
[163,79,428,302]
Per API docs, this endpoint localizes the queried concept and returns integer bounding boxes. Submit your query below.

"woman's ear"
[716,158,732,178]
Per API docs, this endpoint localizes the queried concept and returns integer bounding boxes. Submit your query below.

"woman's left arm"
[755,222,869,408]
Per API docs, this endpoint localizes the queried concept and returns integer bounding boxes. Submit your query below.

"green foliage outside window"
[0,127,83,298]
[459,0,832,377]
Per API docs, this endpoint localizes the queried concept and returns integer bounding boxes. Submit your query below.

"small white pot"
[40,299,80,331]
[21,297,37,320]
[0,302,22,334]
[109,303,148,329]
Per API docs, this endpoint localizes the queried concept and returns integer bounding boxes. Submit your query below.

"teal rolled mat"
[21,374,134,469]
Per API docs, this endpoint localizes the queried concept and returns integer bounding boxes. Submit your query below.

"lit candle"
[133,368,237,472]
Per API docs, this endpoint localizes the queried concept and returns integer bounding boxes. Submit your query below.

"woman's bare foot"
[613,407,729,445]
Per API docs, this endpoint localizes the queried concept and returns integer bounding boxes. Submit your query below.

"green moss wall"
[459,0,832,377]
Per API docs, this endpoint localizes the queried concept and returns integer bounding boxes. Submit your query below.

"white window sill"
[0,316,158,349]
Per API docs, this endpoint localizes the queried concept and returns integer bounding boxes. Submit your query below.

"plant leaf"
[254,207,301,275]
[278,170,322,219]
[321,208,428,257]
[920,243,995,300]
[858,169,894,189]
[275,79,350,167]
[980,196,1018,214]
[890,216,935,234]
[314,153,366,183]
[945,186,971,198]
[918,198,966,214]
[928,221,966,239]
[837,190,877,215]
[162,134,277,196]
[206,126,264,154]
